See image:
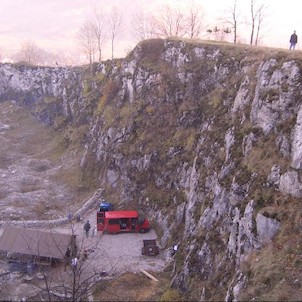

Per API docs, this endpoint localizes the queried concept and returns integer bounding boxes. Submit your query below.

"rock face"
[1,39,302,300]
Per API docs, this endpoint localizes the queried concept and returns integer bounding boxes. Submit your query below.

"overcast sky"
[0,0,302,62]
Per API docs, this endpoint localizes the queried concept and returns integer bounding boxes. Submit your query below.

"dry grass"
[92,272,179,301]
[239,200,302,300]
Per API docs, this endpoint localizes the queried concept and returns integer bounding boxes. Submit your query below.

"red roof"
[105,210,138,219]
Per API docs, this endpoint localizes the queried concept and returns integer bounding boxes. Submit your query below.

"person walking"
[84,220,91,237]
[290,30,298,50]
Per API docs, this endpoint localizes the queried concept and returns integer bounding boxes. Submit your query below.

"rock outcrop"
[1,38,302,300]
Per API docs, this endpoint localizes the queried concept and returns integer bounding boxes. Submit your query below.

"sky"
[0,0,301,63]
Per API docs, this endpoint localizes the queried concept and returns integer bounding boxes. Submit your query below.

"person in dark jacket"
[84,220,91,237]
[290,31,298,50]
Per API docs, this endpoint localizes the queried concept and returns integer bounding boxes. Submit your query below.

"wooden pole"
[140,269,159,282]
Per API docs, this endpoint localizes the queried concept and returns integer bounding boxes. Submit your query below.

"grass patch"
[93,272,176,301]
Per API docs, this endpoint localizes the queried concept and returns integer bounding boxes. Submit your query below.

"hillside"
[0,100,91,220]
[1,38,302,300]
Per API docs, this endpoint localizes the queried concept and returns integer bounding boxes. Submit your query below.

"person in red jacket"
[290,30,298,50]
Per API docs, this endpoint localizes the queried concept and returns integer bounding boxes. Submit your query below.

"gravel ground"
[0,208,170,301]
[54,208,169,277]
[0,208,168,278]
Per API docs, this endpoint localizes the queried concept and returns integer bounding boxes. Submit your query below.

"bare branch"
[249,0,269,45]
[184,2,206,39]
[131,11,156,41]
[108,7,123,60]
[152,4,187,38]
[91,7,107,62]
[223,0,242,43]
[78,21,97,65]
[14,40,43,65]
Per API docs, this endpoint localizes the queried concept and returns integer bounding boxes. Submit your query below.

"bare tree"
[78,21,97,65]
[254,3,268,45]
[249,0,268,45]
[152,4,187,38]
[213,26,221,40]
[30,222,109,301]
[15,40,43,64]
[206,25,231,42]
[131,11,156,41]
[249,0,256,44]
[184,1,206,39]
[250,0,267,45]
[108,7,123,60]
[35,49,66,67]
[220,27,232,41]
[223,0,241,43]
[14,41,65,66]
[91,7,107,62]
[207,28,213,40]
[13,44,80,66]
[133,2,205,40]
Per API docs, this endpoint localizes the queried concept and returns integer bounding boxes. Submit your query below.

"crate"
[141,239,159,256]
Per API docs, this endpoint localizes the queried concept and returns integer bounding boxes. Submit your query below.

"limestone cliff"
[1,39,302,300]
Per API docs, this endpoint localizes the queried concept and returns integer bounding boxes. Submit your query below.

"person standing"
[71,257,78,267]
[290,30,298,50]
[67,213,72,221]
[91,225,96,237]
[64,247,71,271]
[84,220,91,237]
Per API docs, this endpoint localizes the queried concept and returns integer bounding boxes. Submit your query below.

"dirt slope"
[0,100,90,220]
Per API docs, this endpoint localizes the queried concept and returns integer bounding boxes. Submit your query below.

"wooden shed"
[0,226,76,265]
